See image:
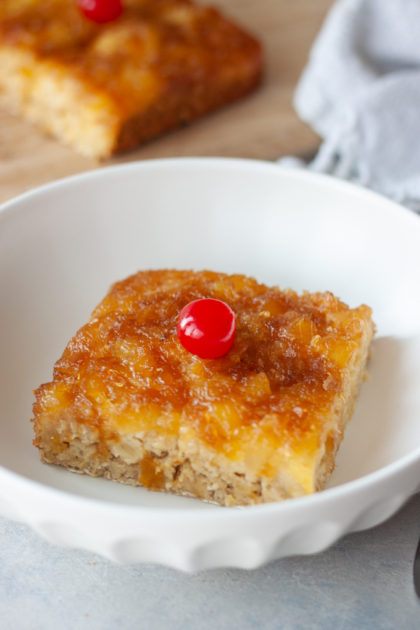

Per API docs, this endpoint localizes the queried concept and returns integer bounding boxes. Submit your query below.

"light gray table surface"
[1,492,420,630]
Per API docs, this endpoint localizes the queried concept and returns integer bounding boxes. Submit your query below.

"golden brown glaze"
[33,270,372,458]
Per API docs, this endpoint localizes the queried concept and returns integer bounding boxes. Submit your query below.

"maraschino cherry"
[177,299,236,359]
[77,0,123,23]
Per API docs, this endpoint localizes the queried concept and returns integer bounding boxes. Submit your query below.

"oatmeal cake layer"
[0,0,263,158]
[32,269,374,506]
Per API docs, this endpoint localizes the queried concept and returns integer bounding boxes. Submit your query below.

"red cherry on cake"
[177,299,236,359]
[77,0,123,23]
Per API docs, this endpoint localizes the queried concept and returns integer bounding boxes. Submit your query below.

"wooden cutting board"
[0,0,333,204]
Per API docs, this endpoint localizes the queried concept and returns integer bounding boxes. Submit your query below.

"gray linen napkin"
[282,0,420,211]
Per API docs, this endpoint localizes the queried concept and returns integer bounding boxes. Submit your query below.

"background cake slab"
[0,0,333,204]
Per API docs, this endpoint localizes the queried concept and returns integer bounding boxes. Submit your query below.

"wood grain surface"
[0,0,333,204]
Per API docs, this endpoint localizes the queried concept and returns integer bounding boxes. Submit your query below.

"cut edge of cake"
[0,45,120,159]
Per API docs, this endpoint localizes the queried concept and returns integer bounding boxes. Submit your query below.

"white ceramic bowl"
[1,158,420,571]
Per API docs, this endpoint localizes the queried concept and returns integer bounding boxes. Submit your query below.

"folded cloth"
[286,0,420,211]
